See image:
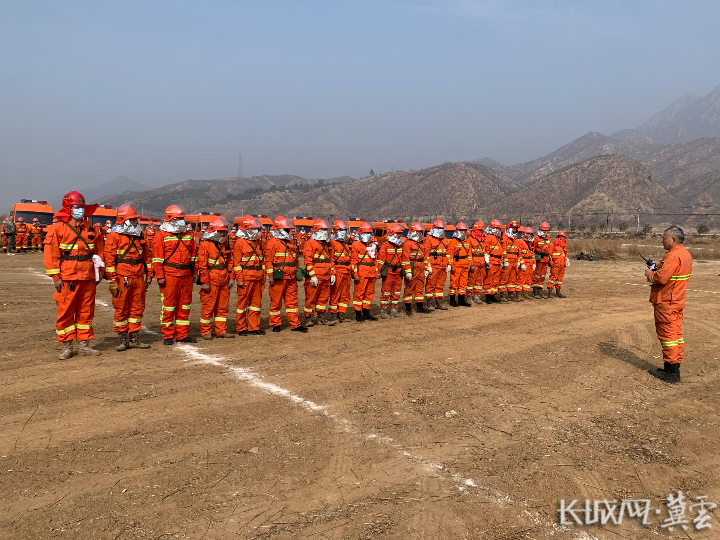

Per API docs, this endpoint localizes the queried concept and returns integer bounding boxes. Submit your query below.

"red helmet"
[540,221,550,231]
[164,205,185,221]
[524,226,534,235]
[272,216,292,230]
[17,217,24,222]
[506,220,519,230]
[62,190,86,207]
[116,204,139,223]
[312,219,329,231]
[239,215,261,230]
[33,217,39,222]
[208,217,229,233]
[455,222,469,231]
[557,230,566,237]
[332,219,348,231]
[489,219,502,228]
[432,219,446,229]
[409,222,424,232]
[473,221,485,230]
[387,223,404,235]
[358,222,373,233]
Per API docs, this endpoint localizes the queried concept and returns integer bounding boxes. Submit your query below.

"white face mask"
[241,228,260,241]
[111,221,143,237]
[271,228,291,240]
[360,233,372,243]
[429,227,444,238]
[161,219,186,234]
[312,230,329,242]
[71,207,85,220]
[506,230,516,239]
[202,230,227,242]
[453,230,466,240]
[388,234,403,245]
[408,231,422,242]
[332,230,348,241]
[538,230,546,238]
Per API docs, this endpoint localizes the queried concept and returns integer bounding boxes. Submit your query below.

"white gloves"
[405,272,412,281]
[92,254,105,282]
[566,260,570,267]
[310,276,319,287]
[520,264,526,272]
[446,264,452,273]
[424,270,429,278]
[484,254,490,265]
[533,264,536,271]
[330,274,336,285]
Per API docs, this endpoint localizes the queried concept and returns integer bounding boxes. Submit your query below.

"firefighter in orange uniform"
[15,217,29,253]
[377,223,405,318]
[329,220,353,323]
[104,205,153,351]
[482,219,504,304]
[1,217,11,253]
[303,219,335,327]
[498,221,521,302]
[144,223,157,247]
[467,221,486,305]
[44,191,104,359]
[401,222,431,316]
[265,216,307,333]
[233,215,265,336]
[547,231,569,298]
[646,227,692,383]
[447,222,473,307]
[517,227,536,300]
[228,225,238,251]
[29,218,43,252]
[351,222,379,322]
[423,219,449,310]
[532,221,553,298]
[197,217,236,339]
[152,205,198,345]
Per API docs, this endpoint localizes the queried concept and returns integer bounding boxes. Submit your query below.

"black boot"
[405,303,414,317]
[363,307,378,321]
[416,302,427,314]
[449,295,458,307]
[485,294,494,304]
[459,294,472,307]
[355,309,365,322]
[556,288,566,298]
[649,362,681,383]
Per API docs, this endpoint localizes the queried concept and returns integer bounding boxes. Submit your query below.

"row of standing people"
[2,216,44,254]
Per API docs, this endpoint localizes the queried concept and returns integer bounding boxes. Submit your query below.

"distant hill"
[50,176,150,209]
[612,86,720,144]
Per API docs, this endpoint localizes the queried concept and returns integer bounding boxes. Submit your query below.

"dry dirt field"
[1,254,719,540]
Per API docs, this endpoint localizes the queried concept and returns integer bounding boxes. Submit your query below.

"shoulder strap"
[163,234,183,265]
[117,236,139,264]
[65,222,91,251]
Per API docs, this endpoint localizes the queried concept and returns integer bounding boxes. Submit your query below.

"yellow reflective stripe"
[338,303,348,308]
[181,304,192,310]
[105,266,116,272]
[661,340,679,347]
[286,308,299,313]
[163,306,175,311]
[161,321,174,326]
[76,324,92,330]
[236,308,247,314]
[200,318,213,324]
[176,320,190,326]
[315,304,326,310]
[56,324,76,335]
[275,252,287,256]
[182,236,193,241]
[248,306,261,312]
[152,258,164,262]
[669,274,691,280]
[128,318,141,323]
[114,320,128,326]
[59,243,75,249]
[47,269,60,275]
[164,237,178,242]
[215,317,226,322]
[269,310,281,316]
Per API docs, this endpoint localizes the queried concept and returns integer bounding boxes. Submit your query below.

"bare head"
[662,226,684,250]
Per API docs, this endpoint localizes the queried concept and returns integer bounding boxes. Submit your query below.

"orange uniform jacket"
[424,236,448,267]
[198,240,234,285]
[401,239,428,274]
[329,239,352,274]
[351,241,377,278]
[29,223,43,238]
[377,241,404,274]
[152,231,198,279]
[264,237,299,280]
[647,245,692,308]
[233,238,265,281]
[483,235,503,266]
[104,232,152,279]
[469,235,485,266]
[447,238,472,269]
[303,239,333,278]
[44,220,104,280]
[533,235,552,261]
[549,242,568,267]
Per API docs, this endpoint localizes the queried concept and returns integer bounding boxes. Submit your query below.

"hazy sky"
[1,0,718,205]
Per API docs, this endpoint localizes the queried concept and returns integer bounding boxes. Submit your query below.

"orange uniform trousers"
[268,279,300,329]
[533,260,549,289]
[548,263,566,289]
[330,273,351,313]
[380,272,403,308]
[30,234,43,250]
[236,279,263,331]
[200,282,230,336]
[483,264,501,295]
[518,263,534,291]
[53,280,96,342]
[425,265,447,299]
[467,265,486,296]
[654,304,684,364]
[449,267,469,295]
[16,232,28,252]
[403,271,425,304]
[353,276,375,310]
[304,276,331,316]
[499,264,519,293]
[160,275,193,340]
[112,275,147,334]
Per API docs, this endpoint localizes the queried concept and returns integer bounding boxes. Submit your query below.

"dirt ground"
[1,254,719,540]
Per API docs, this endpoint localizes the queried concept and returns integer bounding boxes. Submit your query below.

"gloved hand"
[53,278,64,293]
[269,278,275,286]
[501,260,509,269]
[485,262,490,270]
[228,279,235,289]
[566,260,570,267]
[310,276,318,287]
[237,281,247,289]
[520,264,527,272]
[157,277,166,288]
[532,264,536,271]
[330,274,336,286]
[427,266,433,276]
[446,264,452,273]
[108,280,120,298]
[200,284,211,291]
[469,265,476,272]
[405,272,412,281]
[145,276,153,290]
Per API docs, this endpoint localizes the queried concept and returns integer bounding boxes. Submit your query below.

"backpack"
[4,221,16,234]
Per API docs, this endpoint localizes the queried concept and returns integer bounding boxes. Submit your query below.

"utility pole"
[237,153,244,180]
